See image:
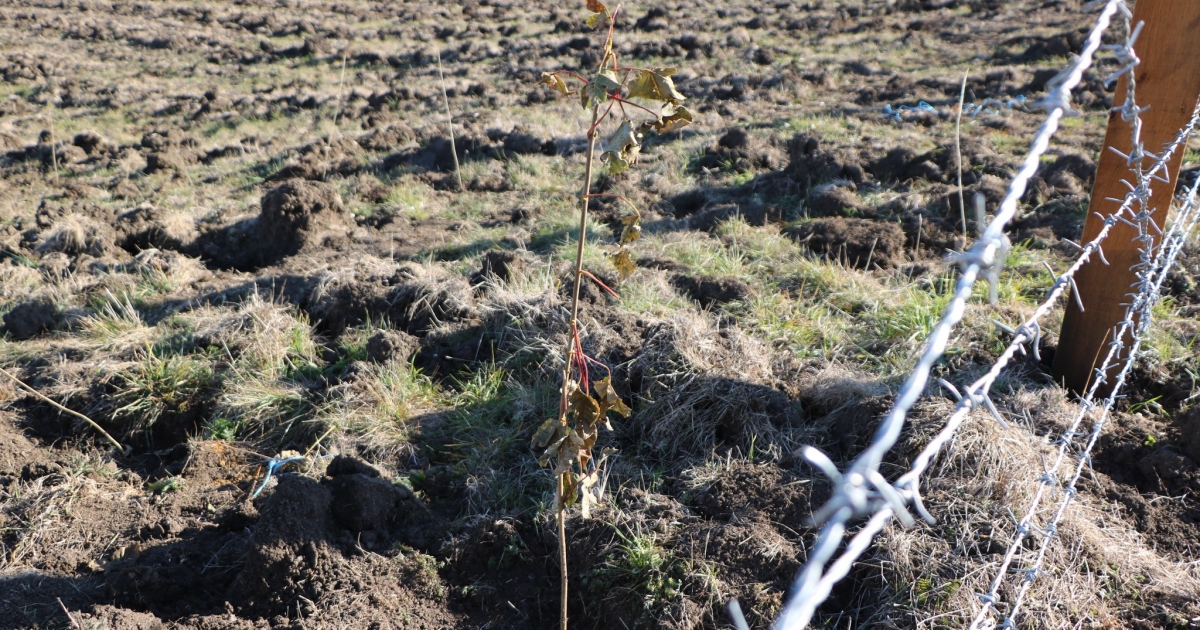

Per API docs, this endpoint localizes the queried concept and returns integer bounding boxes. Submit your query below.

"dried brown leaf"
[654,103,693,133]
[593,376,632,423]
[609,249,637,281]
[531,417,564,449]
[569,386,601,428]
[540,72,573,96]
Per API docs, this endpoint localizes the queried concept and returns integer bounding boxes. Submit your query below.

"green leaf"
[627,68,685,104]
[602,150,631,175]
[581,70,620,108]
[147,477,183,493]
[540,72,572,96]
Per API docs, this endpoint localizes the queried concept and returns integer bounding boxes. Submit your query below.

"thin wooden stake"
[436,51,463,192]
[955,69,969,249]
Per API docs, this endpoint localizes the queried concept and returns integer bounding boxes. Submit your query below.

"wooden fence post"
[1052,0,1200,394]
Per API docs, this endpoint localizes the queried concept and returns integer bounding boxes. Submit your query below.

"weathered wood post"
[1053,0,1200,394]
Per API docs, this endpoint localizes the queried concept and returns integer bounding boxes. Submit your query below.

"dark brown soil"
[670,274,752,307]
[787,217,908,269]
[1,297,58,340]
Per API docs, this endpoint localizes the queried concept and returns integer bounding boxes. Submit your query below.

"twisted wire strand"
[773,2,1155,627]
[966,2,1200,619]
[784,100,1200,630]
[991,152,1200,630]
[969,89,1200,630]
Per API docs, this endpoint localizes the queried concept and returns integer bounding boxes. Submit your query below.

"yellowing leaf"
[569,387,601,428]
[562,471,579,506]
[619,222,641,245]
[609,249,637,281]
[602,150,631,175]
[627,68,686,104]
[654,103,693,133]
[585,11,607,28]
[540,72,572,96]
[582,70,620,108]
[531,417,564,449]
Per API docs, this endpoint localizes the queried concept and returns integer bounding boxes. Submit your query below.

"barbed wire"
[968,16,1200,619]
[980,140,1200,630]
[772,1,1195,627]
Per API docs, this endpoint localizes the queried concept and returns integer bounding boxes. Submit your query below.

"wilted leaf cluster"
[537,1,693,286]
[532,377,630,516]
[530,1,690,527]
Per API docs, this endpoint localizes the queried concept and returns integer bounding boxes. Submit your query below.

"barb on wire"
[773,2,1171,628]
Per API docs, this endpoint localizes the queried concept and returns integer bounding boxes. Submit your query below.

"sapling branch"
[530,4,688,629]
[581,270,620,297]
[610,95,660,118]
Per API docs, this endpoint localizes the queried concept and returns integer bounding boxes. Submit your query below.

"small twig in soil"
[0,365,125,454]
[436,50,463,192]
[57,598,81,630]
[955,69,970,249]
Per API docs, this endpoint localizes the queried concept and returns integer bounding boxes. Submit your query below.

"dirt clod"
[788,217,907,269]
[325,473,412,532]
[670,274,751,307]
[193,179,351,270]
[3,297,59,339]
[116,204,197,253]
[471,249,526,284]
[365,329,420,363]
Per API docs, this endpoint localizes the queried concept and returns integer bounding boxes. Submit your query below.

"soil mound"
[628,314,797,458]
[787,133,866,185]
[116,204,198,253]
[307,262,478,336]
[670,274,751,307]
[101,457,428,624]
[788,217,907,269]
[192,180,352,270]
[2,297,59,339]
[365,329,420,363]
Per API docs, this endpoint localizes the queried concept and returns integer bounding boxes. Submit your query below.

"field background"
[1,0,1199,628]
